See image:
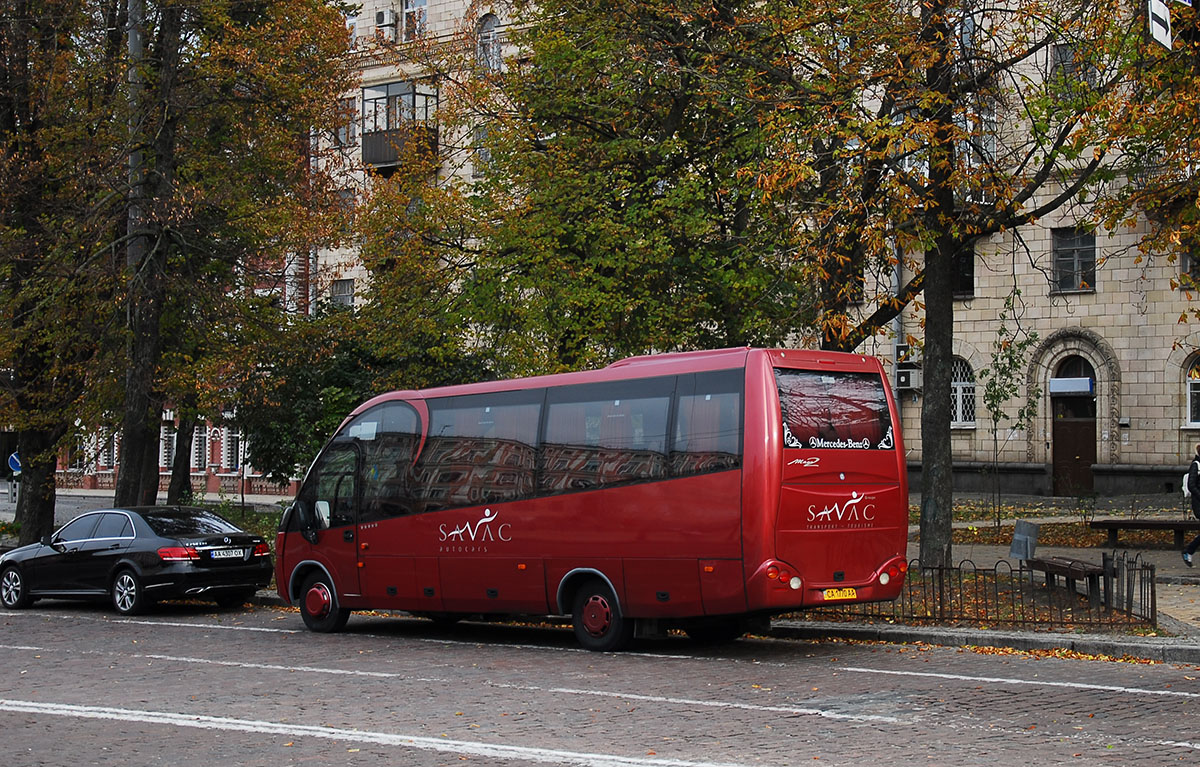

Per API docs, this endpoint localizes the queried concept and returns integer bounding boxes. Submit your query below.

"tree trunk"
[167,418,196,505]
[918,236,956,568]
[14,428,66,546]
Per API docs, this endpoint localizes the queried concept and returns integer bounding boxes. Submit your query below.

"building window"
[1052,227,1096,292]
[1184,250,1200,290]
[1050,43,1096,89]
[192,423,207,470]
[335,98,357,147]
[473,124,491,177]
[1188,359,1200,425]
[161,424,176,469]
[403,0,426,41]
[477,14,502,72]
[951,356,976,427]
[362,81,437,134]
[954,245,975,299]
[223,427,243,472]
[330,278,355,308]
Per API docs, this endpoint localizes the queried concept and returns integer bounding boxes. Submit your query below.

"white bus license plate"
[823,587,857,601]
[211,548,245,559]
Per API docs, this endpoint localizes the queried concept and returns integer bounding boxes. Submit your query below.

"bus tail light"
[879,560,907,586]
[158,547,198,561]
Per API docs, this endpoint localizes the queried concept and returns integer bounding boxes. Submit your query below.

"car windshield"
[140,509,243,537]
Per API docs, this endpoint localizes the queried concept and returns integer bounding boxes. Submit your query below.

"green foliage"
[424,0,811,373]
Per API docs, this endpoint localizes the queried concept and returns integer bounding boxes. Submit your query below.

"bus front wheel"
[571,579,633,652]
[300,572,350,633]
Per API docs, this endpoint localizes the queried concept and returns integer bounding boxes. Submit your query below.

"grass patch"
[951,521,1187,549]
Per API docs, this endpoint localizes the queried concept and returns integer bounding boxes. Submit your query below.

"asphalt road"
[3,601,1200,766]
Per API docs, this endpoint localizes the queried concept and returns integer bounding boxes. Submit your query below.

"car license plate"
[211,548,245,559]
[823,587,857,601]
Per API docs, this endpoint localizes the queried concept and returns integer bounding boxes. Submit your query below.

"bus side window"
[672,370,743,476]
[541,380,671,492]
[414,391,541,510]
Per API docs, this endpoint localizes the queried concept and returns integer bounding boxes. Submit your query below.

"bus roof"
[351,347,880,414]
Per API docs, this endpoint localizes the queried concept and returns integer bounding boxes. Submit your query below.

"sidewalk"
[7,487,1200,662]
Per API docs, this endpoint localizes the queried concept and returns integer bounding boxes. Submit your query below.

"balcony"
[361,124,438,168]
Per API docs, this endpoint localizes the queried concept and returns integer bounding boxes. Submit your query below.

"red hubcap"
[581,594,612,637]
[305,582,332,619]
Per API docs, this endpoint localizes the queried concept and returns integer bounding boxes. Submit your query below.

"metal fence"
[807,552,1156,630]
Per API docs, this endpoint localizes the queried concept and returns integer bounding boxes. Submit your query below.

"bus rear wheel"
[572,579,633,652]
[300,572,350,633]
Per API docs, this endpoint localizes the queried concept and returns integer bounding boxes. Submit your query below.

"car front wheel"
[111,569,149,616]
[0,565,32,610]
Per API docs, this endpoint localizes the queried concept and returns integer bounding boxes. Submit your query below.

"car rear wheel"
[299,572,350,633]
[112,569,149,616]
[572,578,634,652]
[1,565,31,610]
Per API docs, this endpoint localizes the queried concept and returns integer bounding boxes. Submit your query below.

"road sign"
[8,451,20,476]
[1149,0,1172,49]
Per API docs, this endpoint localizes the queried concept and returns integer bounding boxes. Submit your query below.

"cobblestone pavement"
[4,604,1200,766]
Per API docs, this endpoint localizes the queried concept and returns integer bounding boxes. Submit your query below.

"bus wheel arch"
[298,570,350,633]
[566,574,634,652]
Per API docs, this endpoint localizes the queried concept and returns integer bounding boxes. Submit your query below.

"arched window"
[951,356,976,426]
[1188,358,1200,425]
[477,14,502,72]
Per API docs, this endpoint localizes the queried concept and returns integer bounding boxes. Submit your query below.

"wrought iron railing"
[805,552,1156,630]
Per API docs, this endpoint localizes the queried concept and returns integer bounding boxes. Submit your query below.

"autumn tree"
[692,0,1152,566]
[0,0,127,543]
[408,0,811,376]
[113,0,356,505]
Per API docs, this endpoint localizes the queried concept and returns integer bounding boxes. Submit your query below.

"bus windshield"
[775,368,892,450]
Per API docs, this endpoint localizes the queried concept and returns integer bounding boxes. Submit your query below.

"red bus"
[275,347,908,650]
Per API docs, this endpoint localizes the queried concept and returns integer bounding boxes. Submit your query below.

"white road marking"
[0,645,895,723]
[2,610,298,633]
[0,698,753,767]
[842,665,1200,698]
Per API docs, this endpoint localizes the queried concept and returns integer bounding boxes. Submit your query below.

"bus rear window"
[774,368,892,450]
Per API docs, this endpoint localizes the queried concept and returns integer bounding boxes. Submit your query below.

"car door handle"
[343,529,354,542]
[107,543,121,550]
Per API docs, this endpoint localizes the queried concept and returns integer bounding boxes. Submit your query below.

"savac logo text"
[439,508,513,542]
[806,492,876,524]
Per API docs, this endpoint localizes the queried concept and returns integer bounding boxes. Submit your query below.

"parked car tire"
[0,565,32,610]
[111,569,150,616]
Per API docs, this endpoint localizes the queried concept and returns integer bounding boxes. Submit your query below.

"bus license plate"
[823,587,857,601]
[211,548,245,559]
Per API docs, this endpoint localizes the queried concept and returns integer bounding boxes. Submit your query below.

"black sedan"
[0,506,272,615]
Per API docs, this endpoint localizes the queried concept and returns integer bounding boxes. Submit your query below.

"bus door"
[297,442,362,598]
[773,364,907,597]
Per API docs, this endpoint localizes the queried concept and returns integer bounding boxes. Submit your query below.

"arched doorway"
[1051,355,1097,495]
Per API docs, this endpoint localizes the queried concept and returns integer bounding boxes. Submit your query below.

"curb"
[767,620,1200,664]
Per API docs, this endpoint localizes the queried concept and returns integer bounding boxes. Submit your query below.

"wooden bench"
[1088,518,1200,548]
[1024,556,1106,608]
